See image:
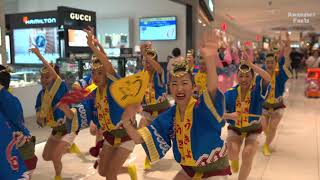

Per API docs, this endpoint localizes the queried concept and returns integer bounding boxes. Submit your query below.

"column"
[0,0,6,65]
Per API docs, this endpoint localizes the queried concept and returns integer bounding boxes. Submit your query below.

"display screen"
[13,27,59,64]
[105,48,120,57]
[139,16,177,41]
[68,29,88,47]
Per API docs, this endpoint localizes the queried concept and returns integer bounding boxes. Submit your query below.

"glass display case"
[125,57,138,76]
[82,61,92,78]
[10,66,42,88]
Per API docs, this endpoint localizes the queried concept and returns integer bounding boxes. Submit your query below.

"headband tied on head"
[146,48,157,60]
[40,63,58,74]
[187,49,194,56]
[238,60,252,74]
[91,57,104,70]
[40,67,49,74]
[171,58,191,77]
[266,52,276,58]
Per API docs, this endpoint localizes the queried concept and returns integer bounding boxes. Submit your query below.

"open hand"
[83,26,95,46]
[242,49,253,66]
[29,47,41,56]
[200,30,219,59]
[121,104,142,123]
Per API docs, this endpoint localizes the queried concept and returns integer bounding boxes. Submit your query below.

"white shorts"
[104,139,135,152]
[227,129,259,141]
[61,133,77,145]
[262,108,284,117]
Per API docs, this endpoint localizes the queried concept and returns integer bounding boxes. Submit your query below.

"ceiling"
[215,0,320,37]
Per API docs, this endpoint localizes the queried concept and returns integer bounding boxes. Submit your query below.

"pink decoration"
[224,47,232,64]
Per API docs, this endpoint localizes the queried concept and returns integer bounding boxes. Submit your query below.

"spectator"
[305,50,320,68]
[171,47,181,58]
[290,48,304,79]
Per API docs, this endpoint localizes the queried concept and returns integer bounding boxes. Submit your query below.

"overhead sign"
[23,16,57,25]
[69,12,92,22]
[57,6,96,28]
[5,11,58,29]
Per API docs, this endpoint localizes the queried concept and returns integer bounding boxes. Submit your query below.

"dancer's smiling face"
[92,67,107,87]
[237,65,254,90]
[169,73,195,106]
[40,73,54,89]
[265,56,277,72]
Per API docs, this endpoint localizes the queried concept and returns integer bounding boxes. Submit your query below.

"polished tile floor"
[30,76,320,180]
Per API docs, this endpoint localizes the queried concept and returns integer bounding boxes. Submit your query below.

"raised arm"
[84,27,116,76]
[201,31,219,96]
[282,32,292,67]
[93,38,107,55]
[121,104,144,144]
[147,56,164,74]
[30,47,58,79]
[244,51,271,82]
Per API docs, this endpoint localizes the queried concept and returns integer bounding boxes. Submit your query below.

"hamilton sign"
[23,16,57,25]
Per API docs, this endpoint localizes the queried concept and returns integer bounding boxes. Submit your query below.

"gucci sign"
[69,12,92,22]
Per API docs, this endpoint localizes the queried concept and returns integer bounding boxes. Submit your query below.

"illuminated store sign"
[69,12,92,22]
[23,16,57,25]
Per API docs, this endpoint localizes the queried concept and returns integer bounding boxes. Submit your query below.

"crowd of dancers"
[0,28,292,180]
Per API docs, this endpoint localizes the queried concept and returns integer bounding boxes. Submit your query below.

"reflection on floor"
[31,76,320,180]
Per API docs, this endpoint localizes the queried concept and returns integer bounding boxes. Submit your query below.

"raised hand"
[200,30,219,95]
[121,104,142,124]
[242,48,254,65]
[83,27,95,47]
[200,30,219,59]
[30,46,58,78]
[29,47,41,56]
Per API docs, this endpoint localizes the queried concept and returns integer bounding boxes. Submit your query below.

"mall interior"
[0,0,320,180]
